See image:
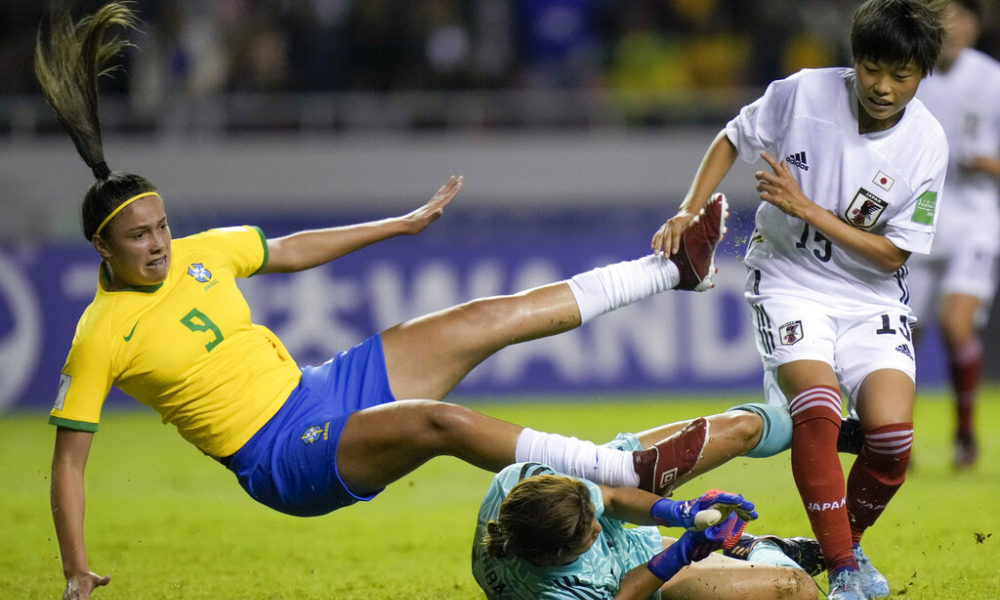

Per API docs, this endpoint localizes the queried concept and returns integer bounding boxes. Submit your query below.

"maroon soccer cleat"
[671,193,729,291]
[633,417,709,496]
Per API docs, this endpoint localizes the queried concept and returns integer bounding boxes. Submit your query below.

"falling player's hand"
[401,175,463,235]
[755,151,814,219]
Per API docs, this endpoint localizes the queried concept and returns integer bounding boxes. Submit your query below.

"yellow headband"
[94,191,160,237]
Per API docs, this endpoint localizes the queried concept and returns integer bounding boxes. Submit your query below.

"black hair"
[851,0,949,74]
[34,2,157,240]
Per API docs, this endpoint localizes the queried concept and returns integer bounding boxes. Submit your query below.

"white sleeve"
[884,141,949,255]
[725,74,799,163]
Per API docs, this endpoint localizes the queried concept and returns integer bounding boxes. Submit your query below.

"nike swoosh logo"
[123,322,138,342]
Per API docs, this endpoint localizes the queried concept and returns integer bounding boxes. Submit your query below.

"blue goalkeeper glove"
[647,512,747,581]
[650,488,758,531]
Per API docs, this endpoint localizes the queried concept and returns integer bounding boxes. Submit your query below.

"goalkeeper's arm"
[613,512,748,600]
[601,486,756,530]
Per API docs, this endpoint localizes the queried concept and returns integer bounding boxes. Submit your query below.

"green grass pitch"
[2,387,998,599]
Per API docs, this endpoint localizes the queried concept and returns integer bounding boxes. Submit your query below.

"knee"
[730,411,765,445]
[727,402,793,458]
[714,411,764,449]
[938,311,974,345]
[409,401,479,448]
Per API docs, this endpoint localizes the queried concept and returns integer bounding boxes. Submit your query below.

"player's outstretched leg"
[381,194,730,402]
[633,418,709,496]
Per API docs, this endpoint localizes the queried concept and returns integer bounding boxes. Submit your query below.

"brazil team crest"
[780,321,803,345]
[187,263,212,283]
[845,188,888,230]
[301,422,331,444]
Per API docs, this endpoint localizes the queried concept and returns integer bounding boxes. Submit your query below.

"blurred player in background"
[908,0,1000,468]
[650,1,949,599]
[36,4,735,599]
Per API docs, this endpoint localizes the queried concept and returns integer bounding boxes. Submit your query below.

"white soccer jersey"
[727,67,949,311]
[916,48,1000,254]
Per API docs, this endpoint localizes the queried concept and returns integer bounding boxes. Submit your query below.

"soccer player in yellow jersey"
[36,4,764,599]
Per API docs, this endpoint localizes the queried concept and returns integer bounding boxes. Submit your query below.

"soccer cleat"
[671,192,729,291]
[853,545,890,598]
[827,567,866,600]
[723,533,826,576]
[953,432,979,469]
[837,417,864,455]
[634,418,708,496]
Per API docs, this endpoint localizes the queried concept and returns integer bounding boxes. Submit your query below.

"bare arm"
[600,486,756,599]
[652,130,739,256]
[598,485,675,600]
[755,151,910,272]
[963,155,1000,178]
[615,563,670,600]
[600,485,661,525]
[259,175,462,274]
[52,427,110,600]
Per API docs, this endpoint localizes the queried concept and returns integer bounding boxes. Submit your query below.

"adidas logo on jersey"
[895,344,913,360]
[785,151,809,171]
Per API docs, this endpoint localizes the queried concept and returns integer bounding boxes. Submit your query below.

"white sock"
[567,255,680,324]
[514,428,640,487]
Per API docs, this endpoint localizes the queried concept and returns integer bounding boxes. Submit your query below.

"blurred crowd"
[2,0,998,127]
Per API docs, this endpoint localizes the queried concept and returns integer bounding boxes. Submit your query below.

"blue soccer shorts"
[223,334,396,517]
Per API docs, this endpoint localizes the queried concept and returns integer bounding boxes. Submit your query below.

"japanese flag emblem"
[873,171,895,192]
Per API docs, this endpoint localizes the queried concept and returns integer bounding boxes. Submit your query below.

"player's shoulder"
[778,67,851,89]
[72,285,125,348]
[174,225,263,257]
[768,67,851,111]
[495,462,558,485]
[904,97,948,147]
[177,225,259,245]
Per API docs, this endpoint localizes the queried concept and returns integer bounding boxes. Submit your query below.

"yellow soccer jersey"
[50,226,302,457]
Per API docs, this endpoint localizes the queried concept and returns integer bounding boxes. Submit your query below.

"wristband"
[650,497,684,527]
[647,536,693,581]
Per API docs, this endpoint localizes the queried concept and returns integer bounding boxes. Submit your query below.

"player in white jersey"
[909,0,1000,468]
[650,2,949,599]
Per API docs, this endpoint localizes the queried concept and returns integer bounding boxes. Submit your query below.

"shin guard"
[848,422,913,543]
[789,386,856,572]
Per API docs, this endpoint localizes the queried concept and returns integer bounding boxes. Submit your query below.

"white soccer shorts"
[906,243,1000,328]
[748,294,917,410]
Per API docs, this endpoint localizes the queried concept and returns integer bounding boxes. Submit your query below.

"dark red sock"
[847,422,913,543]
[789,386,856,572]
[950,336,982,436]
